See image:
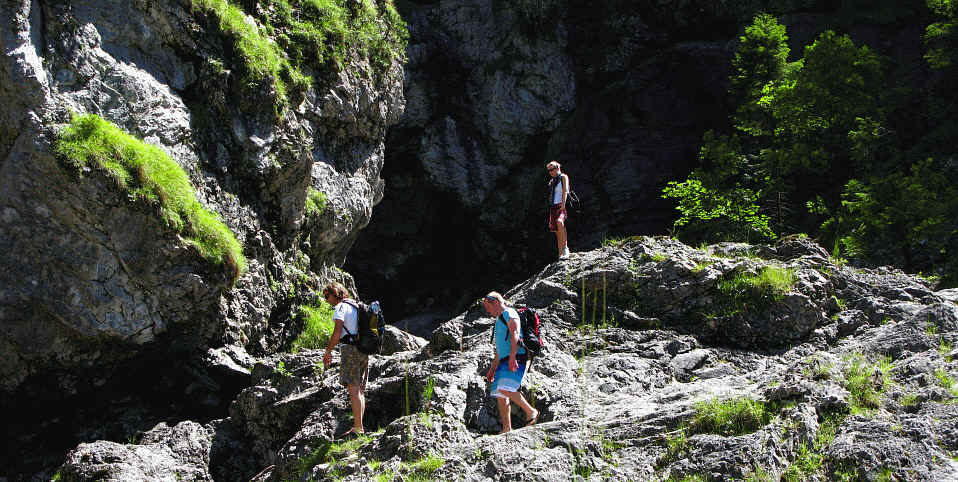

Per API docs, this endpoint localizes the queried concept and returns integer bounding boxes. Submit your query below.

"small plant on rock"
[305,187,327,216]
[685,397,774,436]
[842,353,892,414]
[291,298,335,352]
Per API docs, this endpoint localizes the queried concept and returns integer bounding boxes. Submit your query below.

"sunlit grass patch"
[291,299,335,352]
[686,397,774,436]
[842,353,891,414]
[55,113,247,283]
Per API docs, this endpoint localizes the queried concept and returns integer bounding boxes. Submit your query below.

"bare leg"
[503,390,538,424]
[557,219,568,255]
[496,396,512,434]
[348,383,365,433]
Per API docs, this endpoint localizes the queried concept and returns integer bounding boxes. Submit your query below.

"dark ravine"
[349,0,932,323]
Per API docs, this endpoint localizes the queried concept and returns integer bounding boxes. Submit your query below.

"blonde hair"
[484,291,506,305]
[546,160,560,170]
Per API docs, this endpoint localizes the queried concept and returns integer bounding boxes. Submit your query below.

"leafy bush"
[291,299,335,352]
[55,113,247,283]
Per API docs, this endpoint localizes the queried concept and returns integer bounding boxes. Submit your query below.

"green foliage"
[191,0,408,116]
[842,353,892,414]
[305,187,328,216]
[662,174,775,243]
[421,375,436,411]
[783,409,845,481]
[191,0,309,116]
[662,9,958,285]
[829,160,958,282]
[257,0,408,74]
[730,12,789,135]
[686,397,774,436]
[925,0,958,70]
[55,114,247,283]
[291,298,336,352]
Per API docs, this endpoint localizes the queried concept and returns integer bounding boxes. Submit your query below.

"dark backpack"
[492,306,544,358]
[548,175,580,213]
[341,300,385,355]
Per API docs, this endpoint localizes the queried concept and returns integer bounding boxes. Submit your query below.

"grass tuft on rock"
[686,397,774,436]
[291,298,335,352]
[55,113,247,283]
[842,353,891,414]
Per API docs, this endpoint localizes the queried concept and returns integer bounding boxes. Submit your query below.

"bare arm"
[323,318,344,368]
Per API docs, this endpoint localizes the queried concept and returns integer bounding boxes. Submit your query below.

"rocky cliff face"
[55,237,958,480]
[349,0,932,326]
[0,0,403,474]
[348,0,740,321]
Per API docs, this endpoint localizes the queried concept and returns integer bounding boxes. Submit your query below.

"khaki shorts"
[339,343,369,390]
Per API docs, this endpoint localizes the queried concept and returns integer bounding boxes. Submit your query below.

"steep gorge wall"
[0,0,404,474]
[349,0,735,321]
[349,0,935,325]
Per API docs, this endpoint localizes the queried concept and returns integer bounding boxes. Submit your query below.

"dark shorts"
[339,343,369,390]
[548,204,567,232]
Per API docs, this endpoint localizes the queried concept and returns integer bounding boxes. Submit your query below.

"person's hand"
[485,364,496,382]
[323,350,332,369]
[509,356,518,372]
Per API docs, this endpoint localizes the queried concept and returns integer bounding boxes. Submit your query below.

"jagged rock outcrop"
[0,0,404,475]
[62,237,958,480]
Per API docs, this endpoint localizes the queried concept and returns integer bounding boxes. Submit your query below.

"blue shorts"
[491,355,527,398]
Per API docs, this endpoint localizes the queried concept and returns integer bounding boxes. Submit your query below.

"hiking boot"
[562,246,570,257]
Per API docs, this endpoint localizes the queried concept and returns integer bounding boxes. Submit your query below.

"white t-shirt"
[334,300,359,336]
[552,175,566,204]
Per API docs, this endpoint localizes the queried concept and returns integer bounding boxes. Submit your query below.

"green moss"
[191,0,310,116]
[291,298,335,352]
[192,0,408,117]
[55,114,247,283]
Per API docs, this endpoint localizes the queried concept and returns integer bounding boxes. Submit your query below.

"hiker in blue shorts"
[482,291,539,434]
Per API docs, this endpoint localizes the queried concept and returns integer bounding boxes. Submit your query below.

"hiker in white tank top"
[547,160,570,258]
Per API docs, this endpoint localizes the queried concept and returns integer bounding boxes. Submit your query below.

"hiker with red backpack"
[322,281,369,438]
[482,291,539,434]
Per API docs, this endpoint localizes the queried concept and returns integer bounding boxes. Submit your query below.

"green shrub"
[55,113,247,283]
[291,299,335,352]
[686,397,774,436]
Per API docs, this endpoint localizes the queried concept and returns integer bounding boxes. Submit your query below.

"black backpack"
[492,306,544,358]
[341,300,385,355]
[548,175,580,213]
